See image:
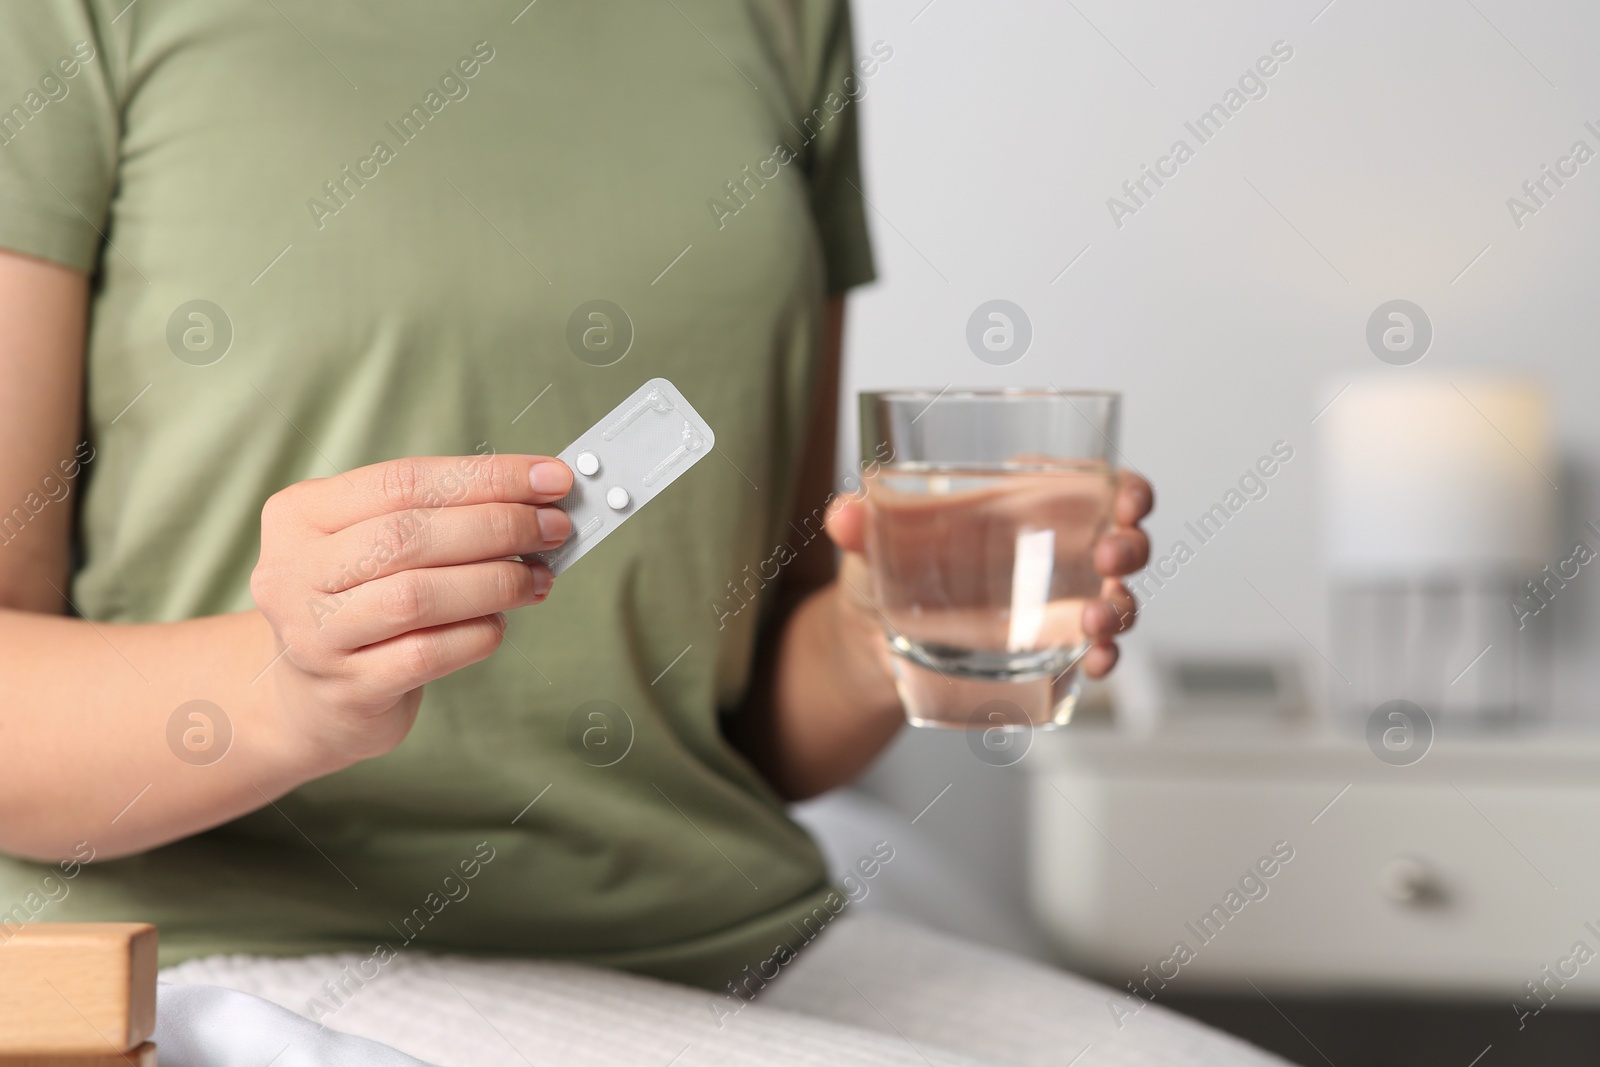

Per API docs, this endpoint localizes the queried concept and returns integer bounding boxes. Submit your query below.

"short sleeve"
[0,2,122,273]
[794,0,877,295]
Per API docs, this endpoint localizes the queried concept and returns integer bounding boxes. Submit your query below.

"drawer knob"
[1378,856,1446,907]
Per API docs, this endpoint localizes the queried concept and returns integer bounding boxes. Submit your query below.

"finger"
[825,498,868,554]
[347,613,510,692]
[1093,528,1150,577]
[1083,581,1137,641]
[285,454,575,533]
[1082,641,1120,679]
[318,560,553,648]
[1114,470,1154,526]
[317,503,570,592]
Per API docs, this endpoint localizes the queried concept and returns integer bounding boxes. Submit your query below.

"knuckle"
[380,574,427,629]
[259,486,298,530]
[436,455,484,507]
[400,633,441,681]
[483,503,526,551]
[248,562,271,606]
[480,455,516,500]
[379,458,426,509]
[371,516,420,568]
[250,560,292,616]
[259,496,283,532]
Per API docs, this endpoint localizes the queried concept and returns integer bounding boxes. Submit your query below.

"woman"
[0,3,1286,1064]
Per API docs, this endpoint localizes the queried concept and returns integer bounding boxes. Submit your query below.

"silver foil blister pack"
[532,378,716,576]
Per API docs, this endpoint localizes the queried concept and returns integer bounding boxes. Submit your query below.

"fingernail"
[529,565,553,597]
[530,462,569,495]
[537,506,570,545]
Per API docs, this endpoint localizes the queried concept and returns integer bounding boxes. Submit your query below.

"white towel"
[158,914,1290,1066]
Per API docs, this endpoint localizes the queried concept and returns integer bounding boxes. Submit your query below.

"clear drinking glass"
[859,390,1120,729]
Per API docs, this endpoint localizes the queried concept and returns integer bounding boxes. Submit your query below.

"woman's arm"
[726,296,1153,801]
[722,298,905,800]
[0,253,310,862]
[0,250,84,610]
[0,251,572,863]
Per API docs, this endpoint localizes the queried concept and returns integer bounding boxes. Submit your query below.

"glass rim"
[861,388,1120,402]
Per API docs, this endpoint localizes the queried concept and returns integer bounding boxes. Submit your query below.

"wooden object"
[0,1042,156,1066]
[0,923,157,1055]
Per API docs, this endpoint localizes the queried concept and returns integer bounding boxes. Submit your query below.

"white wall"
[844,0,1600,722]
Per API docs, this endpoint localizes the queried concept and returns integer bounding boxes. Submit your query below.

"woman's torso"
[0,0,871,986]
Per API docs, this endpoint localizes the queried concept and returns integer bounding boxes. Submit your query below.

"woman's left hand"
[823,470,1153,681]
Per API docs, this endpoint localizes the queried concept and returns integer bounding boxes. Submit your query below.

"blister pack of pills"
[532,378,716,576]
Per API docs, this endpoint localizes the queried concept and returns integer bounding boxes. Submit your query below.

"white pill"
[606,486,631,510]
[575,451,600,477]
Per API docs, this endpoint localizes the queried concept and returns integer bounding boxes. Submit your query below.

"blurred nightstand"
[1026,725,1600,1002]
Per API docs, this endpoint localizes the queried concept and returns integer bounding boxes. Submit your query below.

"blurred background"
[794,1,1600,1063]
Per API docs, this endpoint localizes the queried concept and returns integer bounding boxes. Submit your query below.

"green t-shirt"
[0,0,875,988]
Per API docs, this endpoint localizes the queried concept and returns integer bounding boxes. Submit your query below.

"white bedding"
[155,983,435,1066]
[158,914,1290,1067]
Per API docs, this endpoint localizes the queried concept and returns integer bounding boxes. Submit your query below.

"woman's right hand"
[250,453,573,767]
